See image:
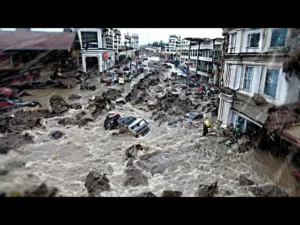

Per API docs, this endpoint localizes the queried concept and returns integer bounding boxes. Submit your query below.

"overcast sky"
[0,28,223,45]
[119,28,223,45]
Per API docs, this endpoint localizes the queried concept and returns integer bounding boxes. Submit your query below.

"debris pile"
[252,93,267,106]
[88,89,122,116]
[265,103,300,134]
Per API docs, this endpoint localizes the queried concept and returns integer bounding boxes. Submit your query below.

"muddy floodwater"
[0,57,299,197]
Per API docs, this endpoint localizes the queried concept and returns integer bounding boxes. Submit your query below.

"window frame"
[270,28,288,48]
[81,31,99,49]
[229,32,237,53]
[247,32,260,48]
[263,68,280,98]
[243,66,254,92]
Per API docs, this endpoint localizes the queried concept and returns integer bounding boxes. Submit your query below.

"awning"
[232,101,269,126]
[0,31,76,51]
[280,123,300,148]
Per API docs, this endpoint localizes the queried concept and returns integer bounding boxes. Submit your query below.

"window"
[248,33,260,48]
[270,28,288,47]
[243,67,253,91]
[81,31,98,48]
[264,69,279,98]
[229,33,237,53]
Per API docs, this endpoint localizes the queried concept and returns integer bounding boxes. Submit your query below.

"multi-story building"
[168,35,181,55]
[217,28,300,134]
[76,28,116,73]
[113,29,122,56]
[179,38,223,84]
[131,33,139,50]
[165,43,169,52]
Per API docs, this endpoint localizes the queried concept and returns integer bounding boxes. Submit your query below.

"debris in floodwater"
[161,190,183,197]
[48,130,65,140]
[136,192,157,197]
[68,94,82,100]
[195,181,218,197]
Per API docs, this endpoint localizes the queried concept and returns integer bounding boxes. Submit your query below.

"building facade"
[179,38,223,84]
[217,28,300,134]
[131,33,139,50]
[168,35,181,55]
[77,28,116,73]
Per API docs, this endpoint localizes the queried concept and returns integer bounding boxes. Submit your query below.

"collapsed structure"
[217,28,300,155]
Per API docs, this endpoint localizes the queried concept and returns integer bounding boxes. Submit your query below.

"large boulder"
[102,89,122,101]
[237,137,252,153]
[249,185,289,197]
[69,103,82,110]
[136,192,157,197]
[23,183,58,197]
[195,181,218,197]
[85,171,110,197]
[125,144,146,160]
[50,95,69,114]
[237,175,255,186]
[123,167,148,187]
[161,190,182,197]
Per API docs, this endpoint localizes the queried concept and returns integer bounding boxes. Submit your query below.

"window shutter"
[233,65,243,90]
[229,65,237,89]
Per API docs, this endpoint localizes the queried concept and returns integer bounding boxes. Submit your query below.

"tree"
[134,50,140,56]
[127,56,132,61]
[153,42,159,47]
[170,53,174,59]
[119,55,126,62]
[159,40,165,48]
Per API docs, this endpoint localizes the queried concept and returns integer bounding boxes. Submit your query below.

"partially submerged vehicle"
[184,111,202,121]
[127,118,152,138]
[103,113,151,138]
[104,112,122,130]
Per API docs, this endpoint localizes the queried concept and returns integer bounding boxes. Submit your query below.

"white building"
[168,35,181,55]
[113,29,122,53]
[218,28,300,133]
[131,33,139,50]
[77,28,116,73]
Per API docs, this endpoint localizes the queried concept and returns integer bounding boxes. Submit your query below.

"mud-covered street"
[0,57,298,197]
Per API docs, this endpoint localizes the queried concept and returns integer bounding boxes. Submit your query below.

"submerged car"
[184,111,202,121]
[104,112,121,130]
[118,116,137,127]
[127,118,152,138]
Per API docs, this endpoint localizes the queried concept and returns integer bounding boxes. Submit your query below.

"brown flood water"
[0,64,299,197]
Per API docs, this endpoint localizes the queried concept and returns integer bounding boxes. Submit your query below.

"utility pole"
[195,39,203,81]
[186,40,192,94]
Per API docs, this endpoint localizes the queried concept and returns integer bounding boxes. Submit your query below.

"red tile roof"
[0,31,76,51]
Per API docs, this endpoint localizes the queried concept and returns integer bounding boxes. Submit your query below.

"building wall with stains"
[219,28,300,128]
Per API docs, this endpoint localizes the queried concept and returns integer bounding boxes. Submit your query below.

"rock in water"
[49,95,69,114]
[125,144,145,160]
[23,183,58,197]
[237,137,252,153]
[123,168,148,187]
[249,185,289,197]
[161,190,182,197]
[85,171,110,196]
[69,103,82,110]
[136,192,157,197]
[195,181,218,197]
[237,175,255,186]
